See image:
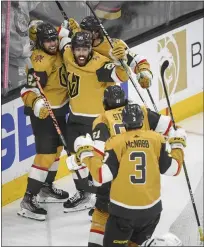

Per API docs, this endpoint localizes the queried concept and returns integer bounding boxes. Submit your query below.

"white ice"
[1,113,203,246]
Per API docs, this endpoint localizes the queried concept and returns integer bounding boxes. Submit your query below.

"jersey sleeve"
[92,115,110,155]
[96,61,129,84]
[20,54,50,108]
[59,37,71,55]
[147,108,172,135]
[82,136,120,186]
[158,134,184,176]
[126,50,151,75]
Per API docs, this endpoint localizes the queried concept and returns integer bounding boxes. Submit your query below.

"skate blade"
[38,196,67,203]
[17,208,46,221]
[64,200,93,213]
[64,203,92,213]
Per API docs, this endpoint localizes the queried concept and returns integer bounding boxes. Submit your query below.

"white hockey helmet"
[141,233,182,246]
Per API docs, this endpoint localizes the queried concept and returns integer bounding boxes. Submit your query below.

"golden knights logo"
[67,72,80,98]
[158,29,187,101]
[34,55,44,63]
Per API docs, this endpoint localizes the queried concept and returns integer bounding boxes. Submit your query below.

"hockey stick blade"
[161,60,169,80]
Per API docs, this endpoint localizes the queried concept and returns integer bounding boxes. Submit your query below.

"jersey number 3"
[129,151,146,184]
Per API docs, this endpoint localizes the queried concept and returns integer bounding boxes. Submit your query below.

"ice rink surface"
[2,113,203,246]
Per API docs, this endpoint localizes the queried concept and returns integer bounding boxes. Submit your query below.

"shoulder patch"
[33,54,44,63]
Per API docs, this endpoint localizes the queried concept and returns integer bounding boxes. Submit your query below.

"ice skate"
[17,192,47,221]
[63,190,96,213]
[38,183,69,203]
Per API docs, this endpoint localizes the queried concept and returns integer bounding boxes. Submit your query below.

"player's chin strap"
[26,58,82,180]
[161,60,204,242]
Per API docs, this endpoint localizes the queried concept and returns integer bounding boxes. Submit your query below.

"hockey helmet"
[36,22,58,47]
[103,85,127,110]
[122,104,144,130]
[80,16,101,32]
[141,233,183,246]
[71,31,92,49]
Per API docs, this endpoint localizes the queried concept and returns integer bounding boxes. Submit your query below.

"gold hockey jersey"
[83,127,184,219]
[93,106,126,140]
[62,46,128,125]
[21,49,69,116]
[93,38,151,77]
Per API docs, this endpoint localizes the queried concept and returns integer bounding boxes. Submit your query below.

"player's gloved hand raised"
[110,40,127,65]
[32,97,49,119]
[66,154,86,170]
[137,69,153,88]
[168,126,187,149]
[28,20,43,42]
[74,134,94,162]
[69,18,81,34]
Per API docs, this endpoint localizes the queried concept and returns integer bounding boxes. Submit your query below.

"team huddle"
[18,15,186,247]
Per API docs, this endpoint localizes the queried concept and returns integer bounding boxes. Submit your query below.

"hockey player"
[18,22,69,221]
[87,85,127,246]
[70,103,187,246]
[69,16,153,89]
[67,85,177,246]
[59,31,129,212]
[28,19,71,49]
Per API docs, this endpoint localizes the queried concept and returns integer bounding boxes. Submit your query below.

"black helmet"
[122,104,144,130]
[80,16,101,32]
[71,31,92,49]
[36,22,58,48]
[103,85,127,110]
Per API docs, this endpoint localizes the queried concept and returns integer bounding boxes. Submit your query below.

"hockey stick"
[146,89,158,112]
[161,60,204,242]
[86,1,158,112]
[86,1,148,108]
[27,59,82,179]
[55,1,68,20]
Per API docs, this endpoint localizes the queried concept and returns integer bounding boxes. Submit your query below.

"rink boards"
[1,18,203,206]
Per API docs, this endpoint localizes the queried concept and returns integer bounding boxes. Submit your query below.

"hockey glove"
[168,126,187,150]
[109,40,127,66]
[32,97,49,119]
[69,18,81,34]
[28,20,43,42]
[74,134,94,162]
[66,154,86,171]
[137,69,153,88]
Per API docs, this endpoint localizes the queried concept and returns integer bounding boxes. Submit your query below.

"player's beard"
[75,55,89,67]
[45,45,58,55]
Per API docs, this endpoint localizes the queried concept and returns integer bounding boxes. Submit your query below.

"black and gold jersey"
[21,49,69,116]
[92,106,125,143]
[83,128,184,219]
[61,45,128,125]
[93,105,172,146]
[93,37,151,77]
